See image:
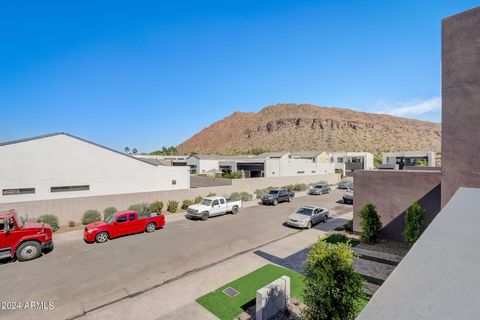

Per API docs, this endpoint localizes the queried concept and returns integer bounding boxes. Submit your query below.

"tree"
[303,239,364,320]
[124,147,130,153]
[360,203,382,244]
[403,201,425,246]
[373,153,383,167]
[415,159,428,167]
[132,148,138,154]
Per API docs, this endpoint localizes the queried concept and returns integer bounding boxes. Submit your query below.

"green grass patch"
[196,264,305,320]
[358,297,370,311]
[323,234,360,247]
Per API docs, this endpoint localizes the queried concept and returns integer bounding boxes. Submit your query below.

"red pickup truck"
[0,210,54,262]
[84,210,165,243]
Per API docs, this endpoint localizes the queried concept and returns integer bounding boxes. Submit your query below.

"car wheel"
[16,241,42,261]
[231,206,239,214]
[324,215,328,223]
[307,221,312,229]
[273,199,278,206]
[145,222,156,233]
[95,232,109,243]
[288,196,292,202]
[201,211,209,221]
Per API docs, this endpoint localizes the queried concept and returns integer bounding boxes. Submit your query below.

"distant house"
[330,152,374,175]
[382,151,436,169]
[0,133,190,203]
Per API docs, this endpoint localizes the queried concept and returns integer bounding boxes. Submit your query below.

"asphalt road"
[0,190,351,320]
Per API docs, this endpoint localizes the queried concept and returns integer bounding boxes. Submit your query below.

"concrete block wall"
[0,173,339,224]
[256,276,290,320]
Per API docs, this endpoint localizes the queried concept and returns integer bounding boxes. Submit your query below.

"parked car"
[338,180,353,189]
[83,211,165,243]
[343,186,354,204]
[261,189,295,206]
[0,210,54,262]
[308,184,331,195]
[187,196,242,220]
[286,206,329,229]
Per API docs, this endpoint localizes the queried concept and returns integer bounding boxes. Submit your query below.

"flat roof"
[357,188,480,320]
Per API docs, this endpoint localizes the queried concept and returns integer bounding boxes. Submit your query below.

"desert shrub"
[403,201,425,246]
[303,238,364,320]
[128,203,150,215]
[229,191,253,202]
[103,207,117,220]
[36,214,60,232]
[194,196,203,204]
[308,180,328,187]
[68,221,76,228]
[215,171,243,179]
[206,192,217,197]
[167,200,179,213]
[345,220,353,232]
[254,186,278,199]
[360,203,382,244]
[149,200,164,214]
[81,209,101,225]
[293,183,308,191]
[181,199,193,210]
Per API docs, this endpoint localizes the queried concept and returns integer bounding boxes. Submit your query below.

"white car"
[287,206,329,229]
[343,187,354,204]
[187,196,242,221]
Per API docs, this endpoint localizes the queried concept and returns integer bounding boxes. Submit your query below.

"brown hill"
[178,104,441,155]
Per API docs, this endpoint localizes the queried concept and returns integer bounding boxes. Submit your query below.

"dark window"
[311,170,316,173]
[212,200,219,206]
[2,188,35,195]
[129,214,136,221]
[0,218,4,231]
[219,198,225,204]
[51,185,89,193]
[297,171,305,174]
[117,215,127,223]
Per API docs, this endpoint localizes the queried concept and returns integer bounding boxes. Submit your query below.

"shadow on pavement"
[253,248,310,273]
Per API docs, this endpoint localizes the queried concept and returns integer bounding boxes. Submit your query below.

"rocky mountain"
[178,104,441,155]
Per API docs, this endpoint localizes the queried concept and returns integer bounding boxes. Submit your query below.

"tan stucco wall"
[1,173,339,224]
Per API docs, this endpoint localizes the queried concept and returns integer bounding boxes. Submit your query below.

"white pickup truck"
[186,196,242,220]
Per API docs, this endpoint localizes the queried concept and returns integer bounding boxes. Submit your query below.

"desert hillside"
[178,104,441,155]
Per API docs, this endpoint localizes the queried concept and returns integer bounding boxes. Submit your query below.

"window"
[117,215,127,223]
[2,188,35,196]
[297,171,305,174]
[219,198,225,204]
[51,185,89,193]
[212,200,219,206]
[129,214,136,221]
[338,157,344,163]
[311,170,316,173]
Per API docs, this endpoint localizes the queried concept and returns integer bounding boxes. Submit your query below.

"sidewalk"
[78,212,352,320]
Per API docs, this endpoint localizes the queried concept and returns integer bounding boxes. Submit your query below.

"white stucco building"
[0,133,190,203]
[330,152,374,175]
[187,152,335,178]
[382,151,437,169]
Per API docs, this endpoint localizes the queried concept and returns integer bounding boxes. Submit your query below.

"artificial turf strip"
[323,234,360,247]
[196,264,305,320]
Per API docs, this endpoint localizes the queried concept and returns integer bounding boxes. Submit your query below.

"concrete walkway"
[78,212,352,320]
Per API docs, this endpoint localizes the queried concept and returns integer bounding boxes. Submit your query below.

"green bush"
[68,221,76,228]
[194,196,203,204]
[81,209,102,225]
[36,214,60,232]
[206,192,217,197]
[167,200,179,213]
[308,180,328,187]
[360,203,382,244]
[181,199,193,210]
[103,207,117,220]
[345,220,353,232]
[214,171,243,179]
[229,191,253,202]
[281,183,308,192]
[149,200,164,214]
[128,203,150,215]
[303,239,364,320]
[403,201,425,246]
[254,186,278,199]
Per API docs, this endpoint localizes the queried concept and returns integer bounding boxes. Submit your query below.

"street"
[0,190,351,320]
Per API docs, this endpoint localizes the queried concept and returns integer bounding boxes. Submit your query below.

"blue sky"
[0,1,477,152]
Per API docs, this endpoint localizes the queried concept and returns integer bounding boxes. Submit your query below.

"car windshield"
[268,190,279,194]
[296,208,313,216]
[314,185,323,188]
[14,212,24,228]
[202,199,213,206]
[105,215,115,224]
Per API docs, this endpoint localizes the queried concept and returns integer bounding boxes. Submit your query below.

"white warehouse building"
[187,152,335,178]
[0,133,190,204]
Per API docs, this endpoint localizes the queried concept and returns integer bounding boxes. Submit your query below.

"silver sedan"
[286,205,329,229]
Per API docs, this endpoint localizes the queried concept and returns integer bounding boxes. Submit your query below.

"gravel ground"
[356,238,409,257]
[237,298,304,320]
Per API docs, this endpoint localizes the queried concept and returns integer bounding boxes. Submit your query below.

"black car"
[261,189,295,206]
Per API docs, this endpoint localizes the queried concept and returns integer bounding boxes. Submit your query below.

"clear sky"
[0,1,477,152]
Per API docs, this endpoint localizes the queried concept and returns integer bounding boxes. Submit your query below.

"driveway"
[0,189,351,320]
